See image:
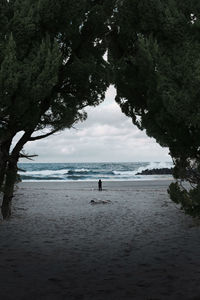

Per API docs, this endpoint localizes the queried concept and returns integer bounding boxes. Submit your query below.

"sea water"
[18,162,173,182]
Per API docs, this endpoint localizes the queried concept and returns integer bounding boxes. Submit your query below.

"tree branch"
[28,128,61,141]
[19,153,38,160]
[11,130,33,158]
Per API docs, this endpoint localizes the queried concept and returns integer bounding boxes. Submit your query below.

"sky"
[18,86,172,163]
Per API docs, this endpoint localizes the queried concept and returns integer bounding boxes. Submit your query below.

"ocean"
[18,162,173,182]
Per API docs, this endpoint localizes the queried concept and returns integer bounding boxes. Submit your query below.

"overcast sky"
[19,86,172,163]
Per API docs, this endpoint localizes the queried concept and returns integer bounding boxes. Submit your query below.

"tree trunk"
[1,130,33,219]
[0,140,12,189]
[0,159,7,190]
[1,156,18,219]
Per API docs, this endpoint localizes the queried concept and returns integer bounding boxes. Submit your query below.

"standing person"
[98,179,102,191]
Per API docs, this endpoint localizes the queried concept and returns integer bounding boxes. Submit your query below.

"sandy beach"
[0,180,200,300]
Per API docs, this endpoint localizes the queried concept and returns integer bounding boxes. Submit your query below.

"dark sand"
[0,180,200,300]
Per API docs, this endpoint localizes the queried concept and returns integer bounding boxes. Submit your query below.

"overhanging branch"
[19,153,38,161]
[28,128,61,141]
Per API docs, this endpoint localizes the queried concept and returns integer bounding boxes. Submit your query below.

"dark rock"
[136,168,173,175]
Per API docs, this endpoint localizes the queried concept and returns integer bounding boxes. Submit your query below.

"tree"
[0,0,113,218]
[108,0,200,217]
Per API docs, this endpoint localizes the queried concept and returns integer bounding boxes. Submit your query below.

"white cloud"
[18,85,172,163]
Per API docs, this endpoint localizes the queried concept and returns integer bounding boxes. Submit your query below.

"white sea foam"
[113,171,136,176]
[113,162,173,177]
[135,162,173,175]
[74,168,90,172]
[19,169,70,176]
[19,168,91,176]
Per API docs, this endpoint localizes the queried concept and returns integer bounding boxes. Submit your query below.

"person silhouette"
[98,179,102,191]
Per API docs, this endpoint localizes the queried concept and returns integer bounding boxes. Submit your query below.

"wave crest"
[18,162,173,181]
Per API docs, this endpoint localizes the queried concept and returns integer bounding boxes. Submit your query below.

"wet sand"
[0,180,200,300]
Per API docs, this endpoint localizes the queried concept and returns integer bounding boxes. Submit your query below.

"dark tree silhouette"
[0,0,113,218]
[108,0,200,217]
[1,0,200,219]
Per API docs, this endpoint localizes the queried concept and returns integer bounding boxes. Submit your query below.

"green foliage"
[0,0,111,136]
[109,0,200,216]
[168,182,200,218]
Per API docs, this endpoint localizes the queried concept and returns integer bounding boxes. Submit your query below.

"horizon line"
[19,161,172,164]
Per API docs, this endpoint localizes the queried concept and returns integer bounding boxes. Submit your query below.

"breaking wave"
[18,162,173,182]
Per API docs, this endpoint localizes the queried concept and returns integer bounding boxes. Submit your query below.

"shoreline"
[17,179,174,193]
[21,176,173,183]
[19,177,174,184]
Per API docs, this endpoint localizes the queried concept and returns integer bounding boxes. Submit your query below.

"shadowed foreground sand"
[0,180,200,300]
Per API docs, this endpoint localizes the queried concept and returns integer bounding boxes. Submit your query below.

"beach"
[0,180,200,300]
